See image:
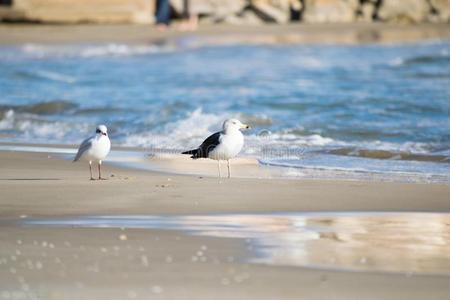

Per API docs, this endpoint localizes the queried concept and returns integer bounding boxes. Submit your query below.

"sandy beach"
[1,149,450,299]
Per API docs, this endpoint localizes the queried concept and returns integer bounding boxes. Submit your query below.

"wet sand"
[1,23,450,46]
[1,150,450,217]
[1,150,450,299]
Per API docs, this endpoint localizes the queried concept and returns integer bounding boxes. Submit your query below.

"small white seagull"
[182,119,250,178]
[73,124,111,180]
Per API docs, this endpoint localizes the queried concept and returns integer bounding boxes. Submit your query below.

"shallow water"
[13,212,450,275]
[0,40,449,182]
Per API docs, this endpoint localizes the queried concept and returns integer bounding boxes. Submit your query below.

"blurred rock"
[357,0,377,22]
[1,0,449,25]
[224,9,265,25]
[251,0,292,23]
[430,0,450,22]
[303,0,359,23]
[4,0,155,23]
[171,0,246,22]
[378,0,430,23]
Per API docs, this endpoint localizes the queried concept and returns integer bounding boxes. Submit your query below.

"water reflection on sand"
[20,212,450,275]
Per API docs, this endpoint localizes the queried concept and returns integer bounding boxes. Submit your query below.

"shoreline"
[1,148,450,218]
[1,23,450,46]
[1,142,448,185]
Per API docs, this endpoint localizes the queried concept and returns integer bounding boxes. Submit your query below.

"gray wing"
[73,136,93,162]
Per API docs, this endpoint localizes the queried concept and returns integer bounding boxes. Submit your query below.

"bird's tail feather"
[182,149,197,155]
[182,149,198,158]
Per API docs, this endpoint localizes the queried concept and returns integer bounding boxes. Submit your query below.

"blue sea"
[0,40,449,182]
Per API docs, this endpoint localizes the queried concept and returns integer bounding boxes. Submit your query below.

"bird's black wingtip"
[182,149,200,159]
[182,149,197,155]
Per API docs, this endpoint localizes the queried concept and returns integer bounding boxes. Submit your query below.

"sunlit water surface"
[14,212,450,275]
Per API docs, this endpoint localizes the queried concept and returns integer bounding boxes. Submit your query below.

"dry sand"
[1,150,450,300]
[1,23,450,46]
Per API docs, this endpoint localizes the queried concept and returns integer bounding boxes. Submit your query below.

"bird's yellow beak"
[242,124,251,129]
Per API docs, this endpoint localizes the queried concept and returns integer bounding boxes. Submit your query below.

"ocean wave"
[0,109,89,143]
[1,106,448,183]
[327,147,450,163]
[14,70,77,84]
[262,162,450,184]
[0,100,78,115]
[1,105,443,161]
[74,107,130,115]
[19,43,174,59]
[408,72,450,80]
[390,51,450,67]
[403,54,450,66]
[0,109,14,130]
[119,108,444,157]
[260,153,450,181]
[121,108,336,151]
[123,108,228,148]
[236,113,273,126]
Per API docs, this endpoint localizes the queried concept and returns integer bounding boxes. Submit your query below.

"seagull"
[73,124,111,180]
[182,119,250,178]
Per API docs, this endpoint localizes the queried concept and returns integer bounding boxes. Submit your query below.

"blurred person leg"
[179,0,198,31]
[156,0,171,30]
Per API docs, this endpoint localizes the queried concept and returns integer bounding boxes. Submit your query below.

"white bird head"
[96,124,108,136]
[222,119,250,132]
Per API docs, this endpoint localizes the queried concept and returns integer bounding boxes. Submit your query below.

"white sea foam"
[33,70,77,83]
[18,120,69,141]
[389,57,404,66]
[0,110,89,143]
[124,108,229,148]
[354,140,434,154]
[0,109,14,130]
[122,108,337,152]
[119,108,442,158]
[291,56,327,70]
[1,107,440,158]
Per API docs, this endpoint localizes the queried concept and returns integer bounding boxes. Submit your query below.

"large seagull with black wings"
[182,119,250,178]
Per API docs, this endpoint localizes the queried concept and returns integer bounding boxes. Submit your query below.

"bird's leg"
[98,160,106,180]
[217,160,221,179]
[227,159,231,179]
[89,161,95,180]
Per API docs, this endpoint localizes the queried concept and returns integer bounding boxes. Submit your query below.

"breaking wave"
[0,100,78,116]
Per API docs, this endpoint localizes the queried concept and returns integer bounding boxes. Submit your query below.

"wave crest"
[0,100,78,115]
